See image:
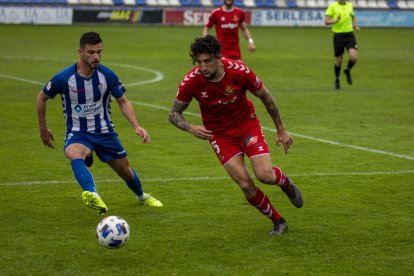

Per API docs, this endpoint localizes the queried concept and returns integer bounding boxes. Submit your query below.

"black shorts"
[333,32,358,57]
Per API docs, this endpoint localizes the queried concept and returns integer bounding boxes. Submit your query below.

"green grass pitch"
[0,25,413,275]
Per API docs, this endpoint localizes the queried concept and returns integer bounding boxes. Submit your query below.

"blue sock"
[71,159,96,192]
[126,169,144,197]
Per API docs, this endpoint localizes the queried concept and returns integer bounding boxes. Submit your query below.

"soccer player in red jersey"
[202,0,255,61]
[169,36,303,236]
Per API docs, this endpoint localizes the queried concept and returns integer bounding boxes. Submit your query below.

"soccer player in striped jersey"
[36,32,162,213]
[169,36,303,236]
[202,0,255,61]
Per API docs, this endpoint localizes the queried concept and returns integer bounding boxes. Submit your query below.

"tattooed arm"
[168,99,213,140]
[251,85,293,154]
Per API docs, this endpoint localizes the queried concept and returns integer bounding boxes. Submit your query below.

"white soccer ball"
[96,216,130,249]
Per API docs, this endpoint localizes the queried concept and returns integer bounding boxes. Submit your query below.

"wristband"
[248,38,254,44]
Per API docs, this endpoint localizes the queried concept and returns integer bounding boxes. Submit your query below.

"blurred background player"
[37,32,162,214]
[325,0,360,90]
[169,36,303,236]
[202,0,255,61]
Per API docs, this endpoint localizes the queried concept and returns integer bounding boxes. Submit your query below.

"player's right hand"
[336,15,341,23]
[188,125,214,140]
[40,128,54,148]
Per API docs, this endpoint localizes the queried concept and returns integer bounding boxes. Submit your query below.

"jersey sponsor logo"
[72,102,102,116]
[221,23,238,29]
[225,86,234,95]
[227,61,251,73]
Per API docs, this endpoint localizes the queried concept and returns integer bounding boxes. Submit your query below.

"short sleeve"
[42,75,64,99]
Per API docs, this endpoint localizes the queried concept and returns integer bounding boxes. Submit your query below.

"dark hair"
[80,32,102,48]
[190,35,221,64]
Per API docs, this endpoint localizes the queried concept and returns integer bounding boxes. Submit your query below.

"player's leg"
[250,155,303,208]
[64,133,107,214]
[224,155,287,236]
[333,34,345,90]
[344,34,358,85]
[107,157,162,207]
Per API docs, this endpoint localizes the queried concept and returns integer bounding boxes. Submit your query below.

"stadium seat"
[201,0,213,6]
[255,0,276,7]
[179,0,201,6]
[377,0,388,8]
[275,0,287,7]
[367,0,379,8]
[355,0,368,8]
[307,0,318,8]
[387,0,399,8]
[243,0,256,7]
[234,0,245,7]
[212,0,222,6]
[101,0,113,5]
[396,0,408,9]
[316,0,328,8]
[286,0,297,8]
[295,0,305,7]
[405,0,414,9]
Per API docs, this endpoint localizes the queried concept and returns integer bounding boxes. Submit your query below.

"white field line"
[1,58,413,161]
[1,170,414,186]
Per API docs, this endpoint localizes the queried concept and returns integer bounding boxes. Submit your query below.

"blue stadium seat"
[212,0,222,6]
[180,0,201,6]
[135,0,146,5]
[234,0,244,7]
[286,0,297,8]
[387,0,399,8]
[113,0,123,5]
[44,0,68,4]
[255,0,276,7]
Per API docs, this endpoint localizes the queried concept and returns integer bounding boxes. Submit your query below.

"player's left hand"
[248,43,256,53]
[135,126,151,144]
[276,131,293,154]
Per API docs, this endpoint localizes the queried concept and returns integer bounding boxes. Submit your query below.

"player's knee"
[255,169,275,184]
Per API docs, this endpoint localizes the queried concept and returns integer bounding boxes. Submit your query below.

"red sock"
[246,187,282,222]
[273,166,288,189]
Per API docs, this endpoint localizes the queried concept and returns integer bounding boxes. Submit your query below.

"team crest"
[233,15,239,21]
[225,86,235,95]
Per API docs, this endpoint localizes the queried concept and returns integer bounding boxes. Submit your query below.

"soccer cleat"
[85,152,93,168]
[282,177,303,208]
[344,69,352,85]
[139,193,163,207]
[335,78,340,90]
[269,217,288,236]
[81,191,108,214]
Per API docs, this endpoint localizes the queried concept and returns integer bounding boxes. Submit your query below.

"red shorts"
[209,119,269,166]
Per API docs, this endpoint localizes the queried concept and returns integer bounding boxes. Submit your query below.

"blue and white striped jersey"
[43,63,126,134]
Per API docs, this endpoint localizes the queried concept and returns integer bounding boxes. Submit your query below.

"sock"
[273,166,288,189]
[347,60,356,70]
[246,187,282,222]
[125,169,144,197]
[334,65,341,78]
[71,159,96,192]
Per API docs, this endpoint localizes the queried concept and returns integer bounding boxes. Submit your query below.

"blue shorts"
[64,131,127,162]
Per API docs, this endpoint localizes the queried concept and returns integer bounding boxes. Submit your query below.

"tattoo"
[254,86,284,130]
[168,99,191,131]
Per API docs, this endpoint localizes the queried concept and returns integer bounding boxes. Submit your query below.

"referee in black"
[325,0,360,90]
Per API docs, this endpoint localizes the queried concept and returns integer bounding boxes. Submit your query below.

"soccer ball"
[96,216,130,249]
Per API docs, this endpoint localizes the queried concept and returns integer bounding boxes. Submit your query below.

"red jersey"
[176,59,263,134]
[205,7,245,60]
